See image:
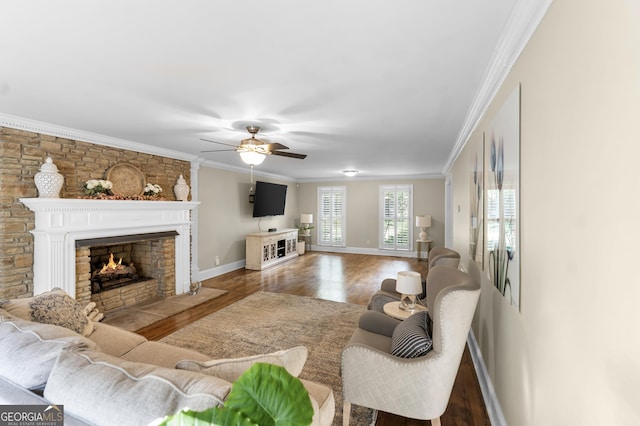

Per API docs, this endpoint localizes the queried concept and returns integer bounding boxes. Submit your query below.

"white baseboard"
[196,259,245,282]
[309,245,419,258]
[467,330,507,426]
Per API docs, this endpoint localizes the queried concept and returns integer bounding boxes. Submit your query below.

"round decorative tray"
[105,164,146,196]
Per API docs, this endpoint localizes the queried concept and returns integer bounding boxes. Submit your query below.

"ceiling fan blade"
[263,142,289,151]
[270,150,307,159]
[200,148,238,153]
[200,138,239,148]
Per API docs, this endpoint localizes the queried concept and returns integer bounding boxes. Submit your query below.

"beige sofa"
[0,291,335,426]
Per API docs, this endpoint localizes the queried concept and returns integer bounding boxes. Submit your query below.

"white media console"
[245,228,299,270]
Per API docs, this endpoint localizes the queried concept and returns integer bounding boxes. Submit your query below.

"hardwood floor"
[137,252,490,426]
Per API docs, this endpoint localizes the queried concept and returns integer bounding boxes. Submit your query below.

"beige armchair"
[367,247,460,313]
[427,246,461,269]
[341,266,480,425]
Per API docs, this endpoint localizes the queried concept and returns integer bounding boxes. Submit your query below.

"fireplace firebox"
[76,231,178,312]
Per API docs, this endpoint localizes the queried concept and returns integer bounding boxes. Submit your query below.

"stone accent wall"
[0,126,191,299]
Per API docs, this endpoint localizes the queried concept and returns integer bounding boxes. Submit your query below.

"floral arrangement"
[143,183,163,197]
[79,177,166,200]
[83,179,113,196]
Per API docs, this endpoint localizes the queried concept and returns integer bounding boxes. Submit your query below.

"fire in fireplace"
[76,231,178,312]
[91,252,142,294]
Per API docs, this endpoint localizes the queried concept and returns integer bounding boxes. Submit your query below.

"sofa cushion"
[0,315,99,389]
[299,378,336,426]
[2,288,98,336]
[121,341,210,368]
[88,321,148,357]
[390,311,433,358]
[1,288,68,320]
[30,292,94,336]
[44,348,231,426]
[176,346,308,382]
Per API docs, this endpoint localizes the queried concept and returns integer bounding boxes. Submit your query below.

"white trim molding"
[443,0,553,174]
[197,259,246,282]
[468,329,507,426]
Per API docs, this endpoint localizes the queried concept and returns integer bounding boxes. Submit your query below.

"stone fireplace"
[20,198,199,307]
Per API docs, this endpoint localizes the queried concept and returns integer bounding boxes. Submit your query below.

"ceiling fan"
[200,125,307,165]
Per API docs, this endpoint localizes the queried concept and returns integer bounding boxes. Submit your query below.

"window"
[380,185,412,250]
[318,186,346,246]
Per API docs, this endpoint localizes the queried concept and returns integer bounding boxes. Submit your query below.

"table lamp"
[300,213,313,236]
[415,215,431,241]
[396,271,422,311]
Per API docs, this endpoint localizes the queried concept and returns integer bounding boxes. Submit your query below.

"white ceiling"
[1,1,527,180]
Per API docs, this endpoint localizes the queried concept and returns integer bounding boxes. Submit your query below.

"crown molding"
[0,113,199,162]
[295,172,444,184]
[443,0,553,175]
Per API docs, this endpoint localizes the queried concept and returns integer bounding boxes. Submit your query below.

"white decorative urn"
[34,157,64,198]
[173,174,190,201]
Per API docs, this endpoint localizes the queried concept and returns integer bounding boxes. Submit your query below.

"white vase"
[34,157,64,198]
[173,174,190,201]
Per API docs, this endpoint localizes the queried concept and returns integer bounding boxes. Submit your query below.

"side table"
[416,239,432,261]
[299,233,311,252]
[383,301,427,320]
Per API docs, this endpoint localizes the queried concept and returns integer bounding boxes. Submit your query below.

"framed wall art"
[485,85,521,311]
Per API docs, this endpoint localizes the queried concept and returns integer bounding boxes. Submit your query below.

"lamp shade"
[239,151,266,165]
[395,271,422,295]
[415,215,431,228]
[300,213,313,224]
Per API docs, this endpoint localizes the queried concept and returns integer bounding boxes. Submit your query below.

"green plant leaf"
[154,363,313,426]
[225,363,314,426]
[157,406,257,426]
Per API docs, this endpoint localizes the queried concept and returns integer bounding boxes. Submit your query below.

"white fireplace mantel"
[20,198,199,297]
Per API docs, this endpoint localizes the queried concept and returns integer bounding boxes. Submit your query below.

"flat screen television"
[252,181,287,217]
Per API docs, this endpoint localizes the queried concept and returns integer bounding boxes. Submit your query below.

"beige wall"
[449,1,640,424]
[297,178,445,250]
[197,166,298,270]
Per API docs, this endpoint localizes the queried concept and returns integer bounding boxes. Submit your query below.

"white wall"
[449,0,640,424]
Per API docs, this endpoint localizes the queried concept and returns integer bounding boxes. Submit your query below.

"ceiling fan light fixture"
[240,151,266,165]
[343,170,359,177]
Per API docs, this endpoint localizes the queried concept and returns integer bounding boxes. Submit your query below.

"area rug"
[160,291,376,426]
[103,287,227,332]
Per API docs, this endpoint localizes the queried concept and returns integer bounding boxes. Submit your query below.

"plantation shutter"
[318,186,346,246]
[380,185,412,250]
